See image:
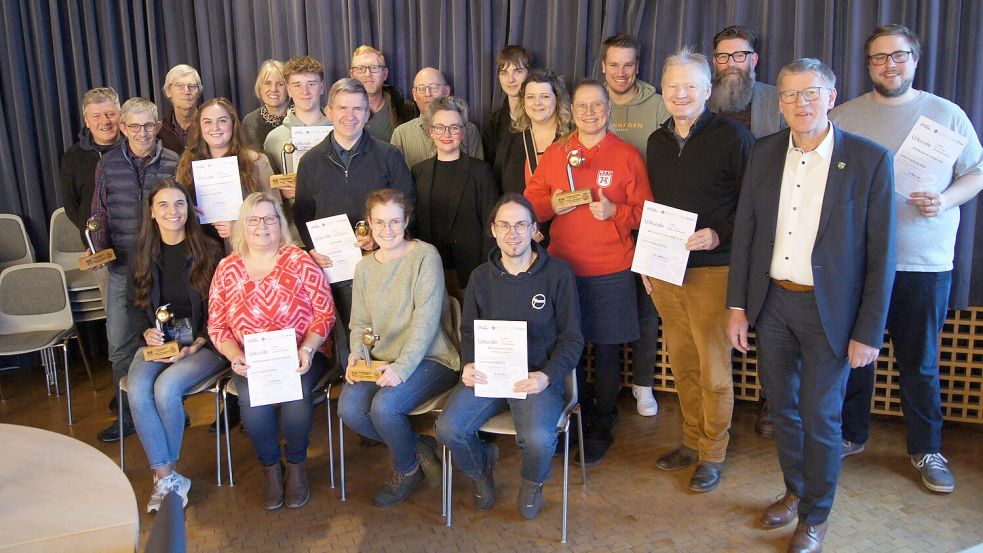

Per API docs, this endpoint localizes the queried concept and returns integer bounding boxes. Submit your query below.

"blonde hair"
[253,60,285,101]
[512,69,573,134]
[352,45,386,66]
[230,192,292,255]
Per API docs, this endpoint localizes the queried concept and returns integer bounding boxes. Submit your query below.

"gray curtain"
[2,0,981,304]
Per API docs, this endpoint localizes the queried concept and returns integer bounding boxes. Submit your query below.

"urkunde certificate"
[291,126,333,167]
[192,156,243,223]
[632,200,698,286]
[244,328,302,407]
[474,320,528,400]
[306,215,361,283]
[894,115,968,198]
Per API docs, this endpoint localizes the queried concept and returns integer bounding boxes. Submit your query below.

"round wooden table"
[0,423,138,552]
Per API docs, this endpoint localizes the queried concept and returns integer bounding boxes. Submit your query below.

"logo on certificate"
[531,294,546,310]
[596,170,613,188]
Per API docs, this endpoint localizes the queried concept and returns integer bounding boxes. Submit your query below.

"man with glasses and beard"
[709,26,786,139]
[830,24,983,494]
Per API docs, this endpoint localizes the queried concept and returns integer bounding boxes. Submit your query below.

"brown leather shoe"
[760,492,799,529]
[755,400,775,437]
[262,463,285,510]
[787,520,828,553]
[284,461,310,508]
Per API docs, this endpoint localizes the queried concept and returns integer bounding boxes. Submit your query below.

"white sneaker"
[146,472,191,513]
[632,384,659,417]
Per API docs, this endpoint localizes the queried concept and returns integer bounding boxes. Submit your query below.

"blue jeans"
[436,381,564,483]
[756,284,851,526]
[128,345,227,468]
[338,360,458,474]
[233,354,327,466]
[107,269,142,419]
[841,271,950,454]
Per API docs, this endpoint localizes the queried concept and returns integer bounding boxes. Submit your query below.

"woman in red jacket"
[524,79,653,465]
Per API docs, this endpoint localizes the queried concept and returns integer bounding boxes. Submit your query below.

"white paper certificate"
[244,328,302,407]
[290,126,333,168]
[632,200,698,286]
[474,320,528,399]
[306,215,361,283]
[192,156,243,224]
[894,115,968,198]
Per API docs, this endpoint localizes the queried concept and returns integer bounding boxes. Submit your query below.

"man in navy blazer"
[727,59,895,553]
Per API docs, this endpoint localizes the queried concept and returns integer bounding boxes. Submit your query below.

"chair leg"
[214,386,222,486]
[118,384,125,471]
[441,445,447,517]
[339,419,347,501]
[562,426,570,544]
[445,449,453,527]
[61,342,73,425]
[575,407,588,488]
[74,334,94,386]
[222,389,234,486]
[326,392,335,489]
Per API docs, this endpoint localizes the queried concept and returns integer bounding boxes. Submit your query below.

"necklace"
[260,105,286,127]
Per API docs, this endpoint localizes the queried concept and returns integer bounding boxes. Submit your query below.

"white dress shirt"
[769,124,835,285]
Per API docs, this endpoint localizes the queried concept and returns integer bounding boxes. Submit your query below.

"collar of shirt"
[786,122,835,159]
[330,133,356,166]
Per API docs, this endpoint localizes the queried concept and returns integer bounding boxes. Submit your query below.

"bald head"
[411,67,451,112]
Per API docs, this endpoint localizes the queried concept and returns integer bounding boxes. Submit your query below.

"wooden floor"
[1,355,982,553]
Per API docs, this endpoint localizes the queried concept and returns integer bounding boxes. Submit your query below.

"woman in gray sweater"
[338,188,460,507]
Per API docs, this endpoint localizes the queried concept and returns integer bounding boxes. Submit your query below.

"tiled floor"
[1,357,981,552]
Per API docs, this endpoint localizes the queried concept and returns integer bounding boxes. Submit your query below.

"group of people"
[55,23,981,553]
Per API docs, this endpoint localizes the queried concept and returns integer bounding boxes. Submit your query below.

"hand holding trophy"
[142,304,181,361]
[269,141,297,193]
[553,148,593,210]
[77,217,117,270]
[348,327,387,382]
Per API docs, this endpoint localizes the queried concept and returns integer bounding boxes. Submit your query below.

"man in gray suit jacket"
[709,25,787,139]
[727,59,895,553]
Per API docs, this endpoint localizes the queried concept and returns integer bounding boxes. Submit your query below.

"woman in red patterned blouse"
[208,191,335,511]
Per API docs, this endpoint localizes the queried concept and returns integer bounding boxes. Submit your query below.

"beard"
[873,76,913,98]
[709,67,756,113]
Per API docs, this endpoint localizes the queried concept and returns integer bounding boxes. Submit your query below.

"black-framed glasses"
[778,86,826,104]
[867,50,912,66]
[573,102,606,114]
[413,84,445,94]
[712,51,754,64]
[493,221,533,235]
[431,124,464,136]
[351,65,385,75]
[246,215,279,226]
[124,122,158,133]
[370,218,405,231]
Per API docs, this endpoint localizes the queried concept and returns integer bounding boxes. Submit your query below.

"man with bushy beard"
[708,26,785,139]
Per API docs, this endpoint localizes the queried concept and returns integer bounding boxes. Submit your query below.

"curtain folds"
[1,0,981,303]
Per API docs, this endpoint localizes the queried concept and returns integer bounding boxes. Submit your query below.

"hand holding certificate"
[474,320,528,399]
[192,156,243,224]
[244,328,303,407]
[306,215,362,284]
[632,200,698,286]
[894,115,968,198]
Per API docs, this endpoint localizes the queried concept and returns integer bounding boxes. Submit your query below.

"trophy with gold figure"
[348,327,387,382]
[142,304,182,361]
[553,148,593,209]
[77,217,117,270]
[269,141,298,189]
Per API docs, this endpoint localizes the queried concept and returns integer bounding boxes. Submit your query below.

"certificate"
[306,215,362,284]
[894,115,968,198]
[632,200,698,286]
[474,320,528,399]
[291,126,333,167]
[192,156,243,224]
[243,328,302,407]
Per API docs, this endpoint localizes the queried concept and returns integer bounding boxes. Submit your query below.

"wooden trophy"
[348,328,387,382]
[553,148,593,209]
[78,217,117,270]
[269,141,297,189]
[143,304,181,361]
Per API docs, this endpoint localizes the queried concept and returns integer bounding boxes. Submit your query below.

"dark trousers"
[755,284,851,525]
[331,281,354,370]
[632,275,659,387]
[841,271,950,454]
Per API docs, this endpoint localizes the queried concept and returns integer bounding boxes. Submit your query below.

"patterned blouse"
[208,246,335,352]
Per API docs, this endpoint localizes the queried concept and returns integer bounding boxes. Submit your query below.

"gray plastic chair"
[0,214,35,271]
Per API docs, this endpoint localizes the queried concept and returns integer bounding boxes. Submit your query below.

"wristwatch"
[300,345,316,358]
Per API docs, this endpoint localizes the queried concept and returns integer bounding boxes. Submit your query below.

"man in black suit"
[726,58,895,553]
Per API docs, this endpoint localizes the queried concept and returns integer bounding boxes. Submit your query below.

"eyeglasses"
[170,83,201,92]
[573,102,606,114]
[431,124,464,136]
[125,122,158,133]
[712,51,754,64]
[246,215,279,226]
[867,50,912,66]
[493,221,533,234]
[351,65,385,75]
[370,219,404,231]
[413,84,445,94]
[778,86,826,104]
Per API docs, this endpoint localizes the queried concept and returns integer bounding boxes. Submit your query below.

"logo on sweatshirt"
[596,170,614,188]
[531,294,546,310]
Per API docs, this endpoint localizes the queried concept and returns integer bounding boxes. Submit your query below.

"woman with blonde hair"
[242,60,290,150]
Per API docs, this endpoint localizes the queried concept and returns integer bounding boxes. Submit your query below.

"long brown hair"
[132,179,217,310]
[175,97,260,197]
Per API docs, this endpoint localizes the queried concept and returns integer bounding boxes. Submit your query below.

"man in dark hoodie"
[350,45,418,142]
[436,193,583,521]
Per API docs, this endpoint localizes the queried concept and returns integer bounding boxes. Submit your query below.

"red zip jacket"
[525,131,652,277]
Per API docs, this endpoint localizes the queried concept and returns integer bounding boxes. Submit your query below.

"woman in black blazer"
[411,96,498,300]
